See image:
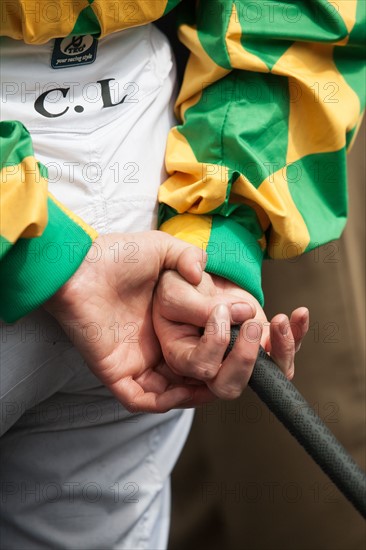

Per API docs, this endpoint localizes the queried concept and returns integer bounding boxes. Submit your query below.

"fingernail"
[287,367,295,380]
[215,304,229,319]
[231,303,254,323]
[195,262,203,275]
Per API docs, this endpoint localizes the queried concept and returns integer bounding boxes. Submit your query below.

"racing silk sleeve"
[158,0,365,305]
[0,121,98,322]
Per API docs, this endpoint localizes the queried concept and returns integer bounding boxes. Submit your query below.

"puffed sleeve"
[159,0,365,304]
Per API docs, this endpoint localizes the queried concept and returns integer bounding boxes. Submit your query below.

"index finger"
[154,270,255,327]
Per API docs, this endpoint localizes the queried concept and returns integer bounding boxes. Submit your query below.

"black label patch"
[51,35,98,69]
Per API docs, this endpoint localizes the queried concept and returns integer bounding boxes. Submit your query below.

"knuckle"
[196,363,218,380]
[215,385,243,401]
[156,403,169,414]
[125,401,140,414]
[159,284,175,309]
[185,352,218,379]
[158,280,185,310]
[239,352,257,368]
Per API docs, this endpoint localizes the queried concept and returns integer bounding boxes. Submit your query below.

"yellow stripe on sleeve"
[333,0,358,33]
[176,24,230,121]
[232,168,310,258]
[93,0,168,37]
[48,193,98,241]
[1,156,48,242]
[160,213,212,250]
[270,42,361,164]
[159,128,229,214]
[11,0,89,44]
[225,4,269,73]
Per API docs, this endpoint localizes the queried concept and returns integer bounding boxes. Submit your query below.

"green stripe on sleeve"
[0,198,95,323]
[0,234,12,260]
[205,217,264,305]
[196,0,232,69]
[71,3,101,37]
[334,47,366,112]
[333,0,365,110]
[163,0,182,16]
[0,121,35,169]
[346,0,366,43]
[236,0,348,43]
[286,149,348,252]
[180,71,290,190]
[158,204,179,227]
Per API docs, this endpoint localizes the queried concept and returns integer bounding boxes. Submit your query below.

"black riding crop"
[226,325,366,518]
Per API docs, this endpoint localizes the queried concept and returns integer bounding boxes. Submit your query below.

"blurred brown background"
[169,122,365,550]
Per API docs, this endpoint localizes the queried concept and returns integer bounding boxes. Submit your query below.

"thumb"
[159,233,207,285]
[154,270,255,327]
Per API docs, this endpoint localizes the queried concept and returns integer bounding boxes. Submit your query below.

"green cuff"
[0,199,95,323]
[205,217,264,306]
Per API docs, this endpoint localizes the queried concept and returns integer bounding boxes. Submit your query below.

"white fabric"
[0,25,194,549]
[1,24,176,233]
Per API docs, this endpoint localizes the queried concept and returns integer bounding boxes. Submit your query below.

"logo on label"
[60,35,93,56]
[51,35,98,69]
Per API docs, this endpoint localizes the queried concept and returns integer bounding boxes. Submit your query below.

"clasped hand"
[45,232,308,413]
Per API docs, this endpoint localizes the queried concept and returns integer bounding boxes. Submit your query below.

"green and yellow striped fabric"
[0,1,365,320]
[159,0,365,304]
[0,122,98,321]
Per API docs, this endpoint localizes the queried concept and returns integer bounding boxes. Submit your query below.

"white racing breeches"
[0,25,194,549]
